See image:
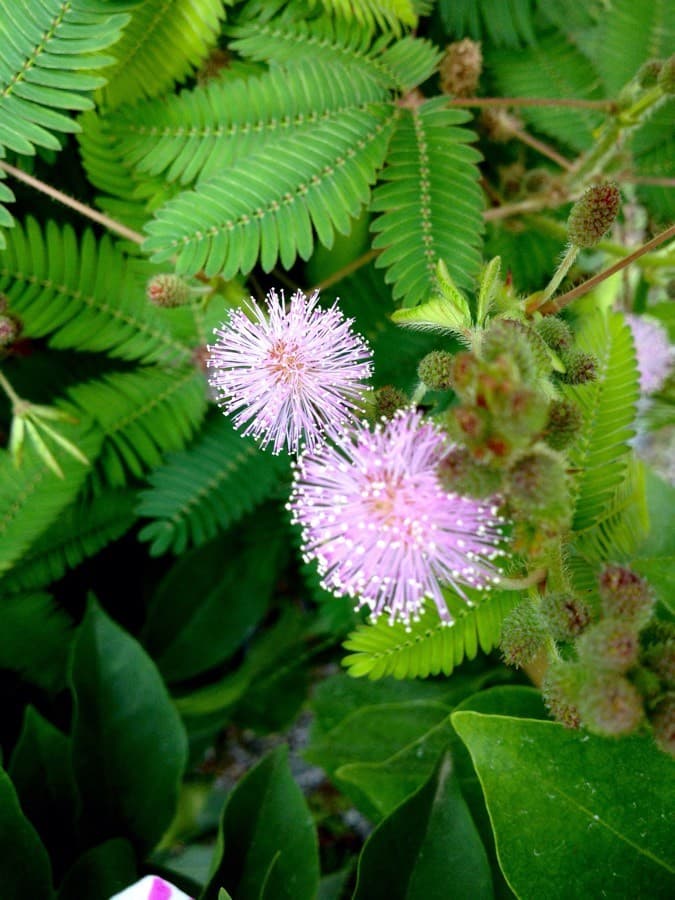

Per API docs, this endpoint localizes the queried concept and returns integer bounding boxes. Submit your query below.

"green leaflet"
[99,0,228,109]
[136,414,289,556]
[0,219,190,365]
[144,104,397,278]
[370,97,484,306]
[564,311,640,555]
[342,591,520,680]
[437,0,538,47]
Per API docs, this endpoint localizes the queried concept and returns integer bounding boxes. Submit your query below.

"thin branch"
[0,160,146,246]
[528,223,675,315]
[310,248,379,292]
[448,96,616,112]
[510,125,574,171]
[484,193,572,222]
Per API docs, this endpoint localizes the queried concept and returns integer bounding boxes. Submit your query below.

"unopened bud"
[418,351,454,390]
[637,59,663,88]
[578,672,644,737]
[541,592,591,641]
[507,447,570,521]
[450,352,479,399]
[481,319,549,384]
[651,697,675,757]
[500,601,548,668]
[147,274,192,308]
[577,619,640,674]
[535,316,573,353]
[559,349,598,384]
[657,54,675,93]
[436,446,503,498]
[542,662,584,728]
[542,398,584,451]
[374,385,408,419]
[0,313,19,348]
[567,184,620,248]
[439,39,483,98]
[599,564,655,625]
[642,642,675,689]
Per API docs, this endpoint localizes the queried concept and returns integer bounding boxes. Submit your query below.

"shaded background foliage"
[0,1,673,899]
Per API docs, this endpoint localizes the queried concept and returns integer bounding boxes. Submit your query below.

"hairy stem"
[510,125,574,170]
[447,96,616,111]
[0,368,21,408]
[535,244,579,308]
[0,160,146,246]
[528,223,675,315]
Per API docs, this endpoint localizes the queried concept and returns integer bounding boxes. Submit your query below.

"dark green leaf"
[201,746,319,900]
[354,752,493,900]
[0,766,54,900]
[70,599,188,852]
[452,712,675,899]
[8,707,77,879]
[57,839,136,900]
[0,592,73,691]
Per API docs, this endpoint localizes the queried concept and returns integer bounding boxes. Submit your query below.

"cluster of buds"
[0,294,21,357]
[439,39,483,97]
[537,564,672,754]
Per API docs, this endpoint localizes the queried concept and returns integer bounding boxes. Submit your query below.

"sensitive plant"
[0,1,674,899]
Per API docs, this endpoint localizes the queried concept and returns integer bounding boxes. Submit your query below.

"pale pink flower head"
[625,314,673,394]
[288,408,507,625]
[208,289,373,454]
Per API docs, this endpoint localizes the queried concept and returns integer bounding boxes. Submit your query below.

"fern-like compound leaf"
[488,35,605,153]
[312,0,417,33]
[106,58,390,188]
[0,0,128,234]
[0,489,136,595]
[564,311,640,544]
[0,592,73,691]
[99,0,228,109]
[136,414,290,556]
[143,104,397,278]
[437,0,537,47]
[370,97,484,306]
[65,367,207,486]
[0,218,191,364]
[343,590,520,679]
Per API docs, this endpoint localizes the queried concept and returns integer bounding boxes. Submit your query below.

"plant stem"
[499,567,548,591]
[310,249,379,292]
[447,96,616,111]
[0,160,146,246]
[0,368,22,408]
[528,222,675,315]
[535,244,579,308]
[510,125,574,170]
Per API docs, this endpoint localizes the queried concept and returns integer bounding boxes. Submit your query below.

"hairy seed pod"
[567,183,620,248]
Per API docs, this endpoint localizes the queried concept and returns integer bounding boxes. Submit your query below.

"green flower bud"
[578,672,644,737]
[452,404,490,442]
[559,349,598,384]
[651,697,674,757]
[542,398,584,451]
[147,274,192,308]
[374,385,409,420]
[541,592,591,641]
[500,601,548,668]
[598,564,655,626]
[436,446,503,498]
[642,642,675,689]
[496,386,549,445]
[481,319,551,384]
[417,351,455,391]
[567,184,621,248]
[577,619,640,674]
[535,316,573,353]
[542,661,585,728]
[637,59,663,88]
[450,352,480,399]
[657,54,675,93]
[507,447,571,521]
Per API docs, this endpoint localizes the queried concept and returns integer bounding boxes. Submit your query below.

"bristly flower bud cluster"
[538,564,672,753]
[147,273,192,308]
[0,294,21,355]
[439,39,483,97]
[567,183,621,248]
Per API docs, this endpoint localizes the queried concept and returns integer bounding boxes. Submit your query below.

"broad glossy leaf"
[201,746,319,900]
[57,839,136,900]
[70,599,188,852]
[354,753,493,900]
[452,712,675,899]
